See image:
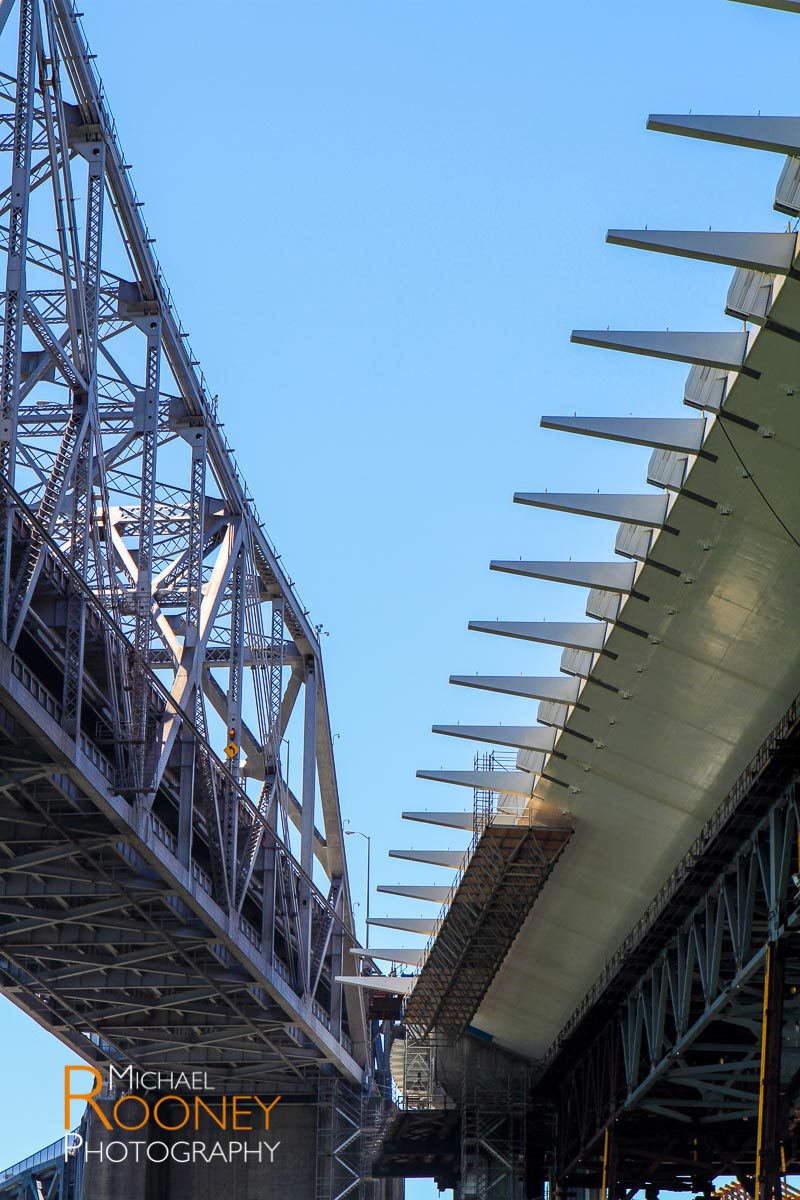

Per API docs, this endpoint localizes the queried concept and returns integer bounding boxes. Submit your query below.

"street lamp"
[345,829,371,948]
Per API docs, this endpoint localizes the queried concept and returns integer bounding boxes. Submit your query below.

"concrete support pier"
[79,1098,315,1199]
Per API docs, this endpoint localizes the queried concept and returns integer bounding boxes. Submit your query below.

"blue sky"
[1,0,797,1195]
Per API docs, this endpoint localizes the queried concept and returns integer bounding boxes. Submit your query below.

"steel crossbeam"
[0,0,368,1090]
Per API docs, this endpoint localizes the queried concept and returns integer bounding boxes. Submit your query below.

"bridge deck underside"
[0,682,343,1094]
[538,700,800,1193]
[371,1110,461,1189]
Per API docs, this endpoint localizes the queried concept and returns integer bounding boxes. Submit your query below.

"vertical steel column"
[329,887,345,1041]
[233,584,283,909]
[176,734,194,868]
[81,137,105,372]
[301,661,318,879]
[61,397,92,736]
[184,430,207,643]
[268,596,285,827]
[0,0,37,639]
[133,318,161,778]
[301,660,318,986]
[601,1127,617,1200]
[755,940,786,1200]
[224,540,245,882]
[62,110,105,738]
[40,0,88,361]
[176,425,207,872]
[6,8,102,650]
[260,836,277,962]
[183,427,229,906]
[226,541,245,781]
[79,133,134,768]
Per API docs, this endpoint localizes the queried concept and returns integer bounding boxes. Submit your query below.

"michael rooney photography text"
[64,1064,282,1166]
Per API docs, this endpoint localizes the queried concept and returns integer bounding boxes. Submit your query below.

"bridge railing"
[0,1136,67,1182]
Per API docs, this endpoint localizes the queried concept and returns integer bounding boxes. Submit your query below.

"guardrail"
[0,1136,68,1183]
[11,655,62,722]
[11,652,115,784]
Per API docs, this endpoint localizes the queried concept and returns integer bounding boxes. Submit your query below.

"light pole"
[345,829,371,948]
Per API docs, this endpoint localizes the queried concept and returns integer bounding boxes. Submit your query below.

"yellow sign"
[224,742,238,759]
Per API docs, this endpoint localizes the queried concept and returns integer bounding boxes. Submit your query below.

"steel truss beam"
[542,699,800,1195]
[0,1126,84,1200]
[0,672,360,1089]
[0,0,369,1093]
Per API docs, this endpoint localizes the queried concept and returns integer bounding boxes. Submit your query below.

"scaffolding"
[473,750,501,836]
[403,815,573,1039]
[316,1078,367,1200]
[390,1030,447,1111]
[458,1064,529,1200]
[403,750,572,1039]
[316,1077,401,1200]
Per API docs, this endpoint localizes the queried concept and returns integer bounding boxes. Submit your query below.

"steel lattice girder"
[0,695,360,1090]
[0,1145,79,1200]
[544,766,800,1191]
[0,0,369,1084]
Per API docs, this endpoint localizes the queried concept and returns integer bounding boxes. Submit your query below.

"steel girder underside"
[533,697,800,1196]
[0,660,358,1091]
[0,0,371,1098]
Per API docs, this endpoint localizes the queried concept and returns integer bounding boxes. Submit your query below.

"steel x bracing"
[0,0,369,1091]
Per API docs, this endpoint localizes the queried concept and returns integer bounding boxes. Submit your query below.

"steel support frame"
[316,1076,387,1200]
[0,1141,82,1200]
[0,662,362,1089]
[0,0,369,1092]
[550,777,800,1193]
[755,940,786,1200]
[458,1072,527,1200]
[404,821,573,1039]
[0,0,36,640]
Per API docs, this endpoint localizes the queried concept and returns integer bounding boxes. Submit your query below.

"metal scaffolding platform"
[458,1066,528,1200]
[403,818,573,1038]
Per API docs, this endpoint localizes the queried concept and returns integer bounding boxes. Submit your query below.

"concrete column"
[77,1097,317,1199]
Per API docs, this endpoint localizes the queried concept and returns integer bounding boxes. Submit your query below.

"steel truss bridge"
[0,1,392,1192]
[0,1133,83,1200]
